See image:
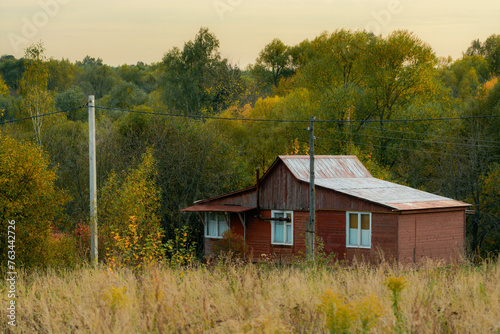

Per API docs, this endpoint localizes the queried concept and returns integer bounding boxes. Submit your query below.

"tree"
[0,55,25,93]
[363,31,440,165]
[483,34,500,77]
[101,81,147,109]
[17,42,54,146]
[160,27,244,115]
[55,86,87,121]
[438,55,489,100]
[465,34,500,78]
[251,38,294,90]
[76,56,117,99]
[99,148,163,259]
[0,75,9,96]
[47,58,79,93]
[0,132,69,267]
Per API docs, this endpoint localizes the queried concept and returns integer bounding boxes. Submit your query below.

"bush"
[210,229,249,261]
[165,225,197,267]
[105,216,165,270]
[0,132,70,268]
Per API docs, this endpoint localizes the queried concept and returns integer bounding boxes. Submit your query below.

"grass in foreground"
[1,258,499,333]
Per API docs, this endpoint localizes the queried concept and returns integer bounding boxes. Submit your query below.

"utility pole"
[89,95,98,266]
[307,116,315,258]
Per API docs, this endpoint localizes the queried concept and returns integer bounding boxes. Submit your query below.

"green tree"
[250,38,294,91]
[0,75,9,97]
[363,31,440,165]
[466,34,500,78]
[101,81,147,109]
[17,42,54,146]
[160,27,244,115]
[483,34,500,77]
[117,62,158,93]
[438,55,489,100]
[42,116,89,223]
[55,86,87,121]
[0,132,69,267]
[99,148,163,258]
[47,58,79,93]
[76,56,117,99]
[0,55,25,93]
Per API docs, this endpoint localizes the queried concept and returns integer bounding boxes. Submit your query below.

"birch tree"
[18,42,54,146]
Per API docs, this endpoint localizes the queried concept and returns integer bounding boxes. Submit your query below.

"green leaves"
[0,132,70,267]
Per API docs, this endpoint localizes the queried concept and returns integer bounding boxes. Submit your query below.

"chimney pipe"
[256,168,260,209]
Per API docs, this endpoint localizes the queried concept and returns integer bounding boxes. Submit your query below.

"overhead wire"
[0,104,88,125]
[346,122,500,145]
[317,127,500,149]
[2,105,499,155]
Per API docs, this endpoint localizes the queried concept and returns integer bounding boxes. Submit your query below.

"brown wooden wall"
[259,161,391,212]
[398,210,465,264]
[201,189,257,207]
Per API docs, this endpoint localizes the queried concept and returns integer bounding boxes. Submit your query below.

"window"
[205,212,229,238]
[271,210,293,245]
[346,212,371,248]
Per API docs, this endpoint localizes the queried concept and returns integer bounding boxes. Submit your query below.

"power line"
[0,105,87,125]
[2,104,499,129]
[346,122,500,145]
[317,127,500,149]
[329,137,499,160]
[96,106,500,124]
[96,106,308,123]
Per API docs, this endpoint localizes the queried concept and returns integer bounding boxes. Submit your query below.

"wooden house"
[181,156,469,264]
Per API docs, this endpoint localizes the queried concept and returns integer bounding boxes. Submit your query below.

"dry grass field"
[1,258,499,333]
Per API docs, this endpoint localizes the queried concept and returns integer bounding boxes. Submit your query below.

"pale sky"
[1,0,499,67]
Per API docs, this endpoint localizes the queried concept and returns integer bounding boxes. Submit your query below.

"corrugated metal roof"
[181,205,256,213]
[280,155,372,179]
[279,155,469,211]
[314,178,468,210]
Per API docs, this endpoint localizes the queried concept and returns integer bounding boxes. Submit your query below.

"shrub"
[210,229,248,261]
[0,132,70,268]
[105,216,165,270]
[46,226,78,268]
[319,290,384,334]
[165,225,197,267]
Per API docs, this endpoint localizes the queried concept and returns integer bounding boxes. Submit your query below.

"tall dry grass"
[1,258,499,333]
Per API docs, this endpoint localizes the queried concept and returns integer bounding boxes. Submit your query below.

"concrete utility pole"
[88,95,98,266]
[307,116,316,258]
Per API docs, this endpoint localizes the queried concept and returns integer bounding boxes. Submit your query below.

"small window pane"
[274,222,284,242]
[361,229,370,246]
[361,214,370,230]
[349,213,358,229]
[219,215,228,236]
[208,220,217,237]
[286,223,292,243]
[349,228,358,245]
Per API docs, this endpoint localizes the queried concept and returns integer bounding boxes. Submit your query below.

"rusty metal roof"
[280,155,372,179]
[280,155,469,211]
[181,205,256,213]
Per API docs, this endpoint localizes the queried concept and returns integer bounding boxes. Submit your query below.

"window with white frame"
[346,212,371,248]
[271,210,293,245]
[205,212,229,238]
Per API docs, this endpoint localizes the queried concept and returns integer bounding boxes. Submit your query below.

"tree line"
[0,28,499,267]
